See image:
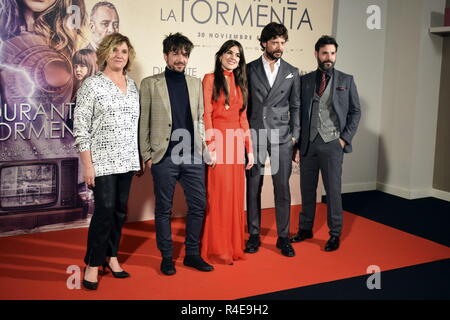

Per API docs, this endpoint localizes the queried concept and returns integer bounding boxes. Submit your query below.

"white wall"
[377,0,444,199]
[333,0,447,200]
[334,0,387,193]
[410,0,445,197]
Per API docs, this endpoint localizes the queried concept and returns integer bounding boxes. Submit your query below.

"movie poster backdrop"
[0,0,333,235]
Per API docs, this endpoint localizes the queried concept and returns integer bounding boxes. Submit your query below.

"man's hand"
[292,137,296,145]
[339,138,346,149]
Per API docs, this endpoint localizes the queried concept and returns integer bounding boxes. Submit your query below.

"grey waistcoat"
[310,75,340,142]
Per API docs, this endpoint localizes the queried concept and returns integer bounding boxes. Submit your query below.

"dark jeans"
[84,171,134,266]
[151,155,206,258]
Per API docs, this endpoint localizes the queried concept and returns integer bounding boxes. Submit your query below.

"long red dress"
[201,70,252,265]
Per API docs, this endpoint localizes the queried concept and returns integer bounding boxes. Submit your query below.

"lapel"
[185,75,197,120]
[306,70,318,119]
[253,57,271,93]
[331,69,340,107]
[155,72,172,121]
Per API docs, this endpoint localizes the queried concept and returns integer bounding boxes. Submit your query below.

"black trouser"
[246,141,293,238]
[84,172,134,266]
[300,135,344,237]
[151,155,206,258]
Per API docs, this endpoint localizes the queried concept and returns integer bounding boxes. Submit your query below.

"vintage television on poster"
[0,158,87,232]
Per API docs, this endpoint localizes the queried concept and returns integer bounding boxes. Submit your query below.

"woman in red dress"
[201,40,254,265]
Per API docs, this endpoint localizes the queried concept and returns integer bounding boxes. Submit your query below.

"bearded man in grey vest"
[291,35,361,251]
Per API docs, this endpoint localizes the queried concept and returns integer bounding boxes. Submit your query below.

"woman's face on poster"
[44,60,71,87]
[74,64,88,81]
[22,0,57,13]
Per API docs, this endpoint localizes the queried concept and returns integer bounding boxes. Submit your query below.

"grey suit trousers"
[300,135,344,237]
[246,140,293,238]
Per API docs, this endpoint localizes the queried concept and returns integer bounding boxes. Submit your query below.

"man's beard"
[170,62,186,72]
[318,58,335,71]
[265,49,283,61]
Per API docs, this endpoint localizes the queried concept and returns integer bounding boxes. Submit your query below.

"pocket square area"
[286,73,294,79]
[337,87,348,91]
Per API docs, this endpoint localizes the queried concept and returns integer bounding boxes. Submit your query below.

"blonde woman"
[73,33,140,290]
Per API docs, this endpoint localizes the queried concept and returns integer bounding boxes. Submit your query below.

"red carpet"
[1,204,449,300]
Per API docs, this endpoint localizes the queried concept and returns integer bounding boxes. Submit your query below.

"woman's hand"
[208,151,217,168]
[145,159,153,169]
[292,148,300,164]
[84,165,96,189]
[246,153,254,170]
[136,159,151,176]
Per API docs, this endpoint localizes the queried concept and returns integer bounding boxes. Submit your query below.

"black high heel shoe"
[82,267,98,290]
[102,262,130,278]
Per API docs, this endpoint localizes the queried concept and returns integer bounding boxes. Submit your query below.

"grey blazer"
[247,57,300,145]
[139,72,206,164]
[298,69,361,155]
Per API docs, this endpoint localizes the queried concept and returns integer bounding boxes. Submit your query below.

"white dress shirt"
[261,55,281,87]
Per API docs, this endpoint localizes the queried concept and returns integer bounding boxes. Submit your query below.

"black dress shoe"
[244,234,260,253]
[276,237,295,257]
[183,255,214,272]
[82,279,98,290]
[324,236,340,252]
[82,267,98,290]
[103,263,130,278]
[160,257,176,275]
[290,230,313,243]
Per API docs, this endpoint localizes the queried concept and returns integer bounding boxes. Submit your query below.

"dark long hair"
[213,40,248,112]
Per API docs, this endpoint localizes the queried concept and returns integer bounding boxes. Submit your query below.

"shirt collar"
[261,55,281,69]
[98,71,130,82]
[317,67,334,78]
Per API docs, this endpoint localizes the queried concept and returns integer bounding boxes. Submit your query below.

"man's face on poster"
[89,6,119,47]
